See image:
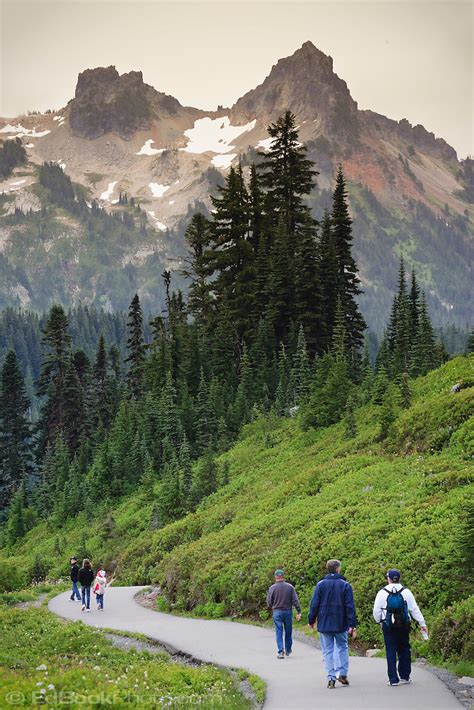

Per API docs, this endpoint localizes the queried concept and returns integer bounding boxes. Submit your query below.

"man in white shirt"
[373,568,428,686]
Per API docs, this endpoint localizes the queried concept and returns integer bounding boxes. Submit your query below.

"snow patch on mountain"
[136,139,164,156]
[256,137,273,151]
[212,153,236,169]
[149,183,170,198]
[147,210,167,231]
[0,124,51,138]
[100,181,117,201]
[181,116,256,155]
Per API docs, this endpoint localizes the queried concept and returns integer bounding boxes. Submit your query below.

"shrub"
[430,596,474,662]
[0,559,28,592]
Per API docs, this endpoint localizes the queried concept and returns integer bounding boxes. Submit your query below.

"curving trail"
[49,587,461,709]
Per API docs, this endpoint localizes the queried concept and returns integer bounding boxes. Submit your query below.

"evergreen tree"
[259,110,318,235]
[343,395,357,439]
[190,452,217,506]
[317,209,338,348]
[294,215,324,355]
[125,294,147,398]
[62,355,86,456]
[330,166,366,360]
[204,164,254,337]
[266,219,295,343]
[399,371,411,409]
[378,391,395,441]
[387,256,411,376]
[275,344,290,415]
[231,344,254,429]
[467,330,474,354]
[36,304,72,457]
[290,326,312,405]
[6,481,27,543]
[93,335,113,430]
[156,458,183,524]
[184,213,213,324]
[411,292,437,376]
[194,369,217,454]
[360,341,373,402]
[0,351,32,515]
[408,267,421,341]
[178,434,193,501]
[158,372,182,451]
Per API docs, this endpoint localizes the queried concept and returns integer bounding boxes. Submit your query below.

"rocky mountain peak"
[69,66,182,141]
[74,66,147,98]
[230,41,358,140]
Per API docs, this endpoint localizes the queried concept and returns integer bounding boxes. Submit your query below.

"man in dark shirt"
[69,556,80,601]
[308,559,357,689]
[266,569,301,659]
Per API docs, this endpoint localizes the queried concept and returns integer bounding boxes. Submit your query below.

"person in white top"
[373,568,428,686]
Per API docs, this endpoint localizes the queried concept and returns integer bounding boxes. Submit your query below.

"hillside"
[2,356,472,668]
[0,42,472,328]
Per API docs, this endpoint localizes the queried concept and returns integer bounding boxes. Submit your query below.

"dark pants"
[70,581,81,600]
[383,626,411,683]
[81,586,91,609]
[96,593,104,609]
[273,610,293,653]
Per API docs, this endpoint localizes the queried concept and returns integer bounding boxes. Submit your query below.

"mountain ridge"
[0,42,472,329]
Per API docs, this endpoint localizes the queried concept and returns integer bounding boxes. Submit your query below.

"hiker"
[308,559,357,689]
[373,568,428,686]
[93,564,107,611]
[266,569,302,659]
[69,556,81,601]
[78,558,94,612]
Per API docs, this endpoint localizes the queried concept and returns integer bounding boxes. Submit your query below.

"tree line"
[0,112,459,544]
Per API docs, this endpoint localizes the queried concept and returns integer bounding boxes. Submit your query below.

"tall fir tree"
[330,166,366,363]
[125,294,147,398]
[259,110,318,236]
[36,304,72,458]
[0,350,32,516]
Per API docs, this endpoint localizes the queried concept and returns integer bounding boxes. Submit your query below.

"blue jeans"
[319,632,349,680]
[272,610,293,653]
[383,626,411,683]
[96,593,104,609]
[81,586,91,609]
[70,581,81,600]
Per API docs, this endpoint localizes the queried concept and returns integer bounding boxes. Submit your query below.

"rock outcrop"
[69,66,181,140]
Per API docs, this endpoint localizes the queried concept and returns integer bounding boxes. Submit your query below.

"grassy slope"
[2,357,473,660]
[0,599,250,709]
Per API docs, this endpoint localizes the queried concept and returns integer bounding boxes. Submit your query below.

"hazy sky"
[1,0,472,158]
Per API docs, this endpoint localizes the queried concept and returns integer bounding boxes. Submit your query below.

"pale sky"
[1,0,472,158]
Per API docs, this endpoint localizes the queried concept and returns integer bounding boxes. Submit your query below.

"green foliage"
[430,596,474,664]
[0,605,251,709]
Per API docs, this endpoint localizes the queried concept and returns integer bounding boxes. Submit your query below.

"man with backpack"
[373,568,428,686]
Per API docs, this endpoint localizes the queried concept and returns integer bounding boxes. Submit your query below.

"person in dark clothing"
[69,556,81,601]
[308,559,357,689]
[78,559,94,612]
[266,569,301,659]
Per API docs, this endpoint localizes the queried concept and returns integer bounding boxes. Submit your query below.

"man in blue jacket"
[308,559,358,689]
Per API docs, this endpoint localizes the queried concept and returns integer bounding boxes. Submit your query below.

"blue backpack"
[383,586,411,630]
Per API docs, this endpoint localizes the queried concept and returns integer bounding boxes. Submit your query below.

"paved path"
[49,587,461,710]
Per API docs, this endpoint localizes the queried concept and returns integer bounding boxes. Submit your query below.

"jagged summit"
[230,41,358,139]
[69,65,182,140]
